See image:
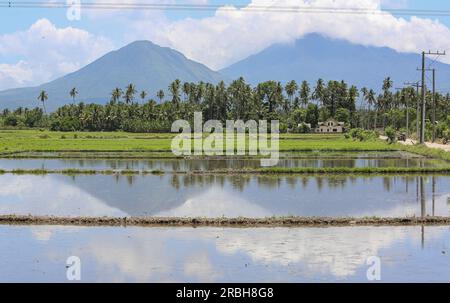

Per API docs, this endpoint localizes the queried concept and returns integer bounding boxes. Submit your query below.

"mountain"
[0,41,224,110]
[220,33,450,91]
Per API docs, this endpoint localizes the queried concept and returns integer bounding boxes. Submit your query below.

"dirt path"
[380,136,450,151]
[426,142,450,152]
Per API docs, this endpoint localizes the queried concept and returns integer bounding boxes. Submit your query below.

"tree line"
[1,77,450,140]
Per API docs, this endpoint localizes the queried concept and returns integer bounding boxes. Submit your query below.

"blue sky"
[1,0,450,34]
[2,0,450,90]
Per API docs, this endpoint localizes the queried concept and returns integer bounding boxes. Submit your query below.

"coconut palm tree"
[182,82,191,102]
[37,90,48,114]
[169,79,181,104]
[157,89,165,103]
[140,90,147,103]
[312,78,325,106]
[360,87,368,128]
[69,87,78,104]
[285,80,298,111]
[111,88,122,103]
[299,80,310,109]
[366,89,376,129]
[125,84,137,104]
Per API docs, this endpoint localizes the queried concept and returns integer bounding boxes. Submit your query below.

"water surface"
[0,174,448,218]
[1,225,449,282]
[1,152,446,171]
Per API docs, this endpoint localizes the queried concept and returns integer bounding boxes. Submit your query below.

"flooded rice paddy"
[0,174,449,218]
[1,225,449,282]
[0,151,447,171]
[1,150,449,282]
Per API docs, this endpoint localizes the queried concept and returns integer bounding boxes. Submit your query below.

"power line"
[3,1,450,16]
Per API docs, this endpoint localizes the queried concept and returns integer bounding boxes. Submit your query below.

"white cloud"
[0,61,34,90]
[124,0,450,69]
[0,18,113,89]
[2,0,450,90]
[155,187,272,218]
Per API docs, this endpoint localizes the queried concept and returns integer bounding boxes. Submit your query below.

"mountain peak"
[220,33,448,90]
[0,40,224,110]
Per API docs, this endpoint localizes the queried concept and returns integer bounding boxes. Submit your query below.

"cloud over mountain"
[0,19,113,90]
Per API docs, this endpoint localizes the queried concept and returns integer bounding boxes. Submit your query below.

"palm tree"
[140,90,147,103]
[37,90,48,114]
[381,77,393,127]
[182,82,191,102]
[111,88,122,103]
[312,78,325,106]
[169,79,181,104]
[157,89,165,103]
[361,87,368,128]
[285,80,298,111]
[299,80,310,109]
[69,87,78,104]
[367,89,376,129]
[125,83,137,104]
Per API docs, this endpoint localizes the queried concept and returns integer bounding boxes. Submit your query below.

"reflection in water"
[1,225,450,282]
[0,154,448,171]
[0,174,449,218]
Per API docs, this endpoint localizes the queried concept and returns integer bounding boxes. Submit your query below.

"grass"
[394,143,450,162]
[0,130,393,153]
[0,169,167,175]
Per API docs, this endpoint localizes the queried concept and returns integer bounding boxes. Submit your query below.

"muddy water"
[1,225,449,282]
[0,152,446,171]
[0,174,449,218]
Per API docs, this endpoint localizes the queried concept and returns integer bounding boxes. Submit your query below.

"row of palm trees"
[33,76,450,132]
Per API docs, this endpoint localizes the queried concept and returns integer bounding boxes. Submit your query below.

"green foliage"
[347,128,378,141]
[335,108,350,124]
[385,126,396,144]
[3,114,19,127]
[291,123,311,134]
[305,104,319,128]
[50,117,81,131]
[3,77,450,142]
[319,107,331,122]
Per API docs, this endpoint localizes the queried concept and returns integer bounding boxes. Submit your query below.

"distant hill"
[3,34,450,111]
[220,33,450,91]
[0,41,225,110]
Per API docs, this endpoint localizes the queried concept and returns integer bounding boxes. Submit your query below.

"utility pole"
[404,81,421,140]
[432,69,436,142]
[419,51,445,144]
[396,87,409,139]
[419,68,438,142]
[421,51,426,144]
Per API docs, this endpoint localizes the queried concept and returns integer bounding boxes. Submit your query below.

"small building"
[314,119,346,133]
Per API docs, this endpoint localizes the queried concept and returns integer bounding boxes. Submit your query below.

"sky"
[1,0,450,90]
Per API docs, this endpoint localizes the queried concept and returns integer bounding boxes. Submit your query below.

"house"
[314,119,346,133]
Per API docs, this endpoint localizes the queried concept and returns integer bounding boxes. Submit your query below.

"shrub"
[385,126,396,144]
[347,128,378,141]
[443,129,450,144]
[3,115,19,127]
[50,117,81,132]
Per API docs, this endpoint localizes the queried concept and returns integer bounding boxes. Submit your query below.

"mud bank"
[1,215,450,227]
[1,167,450,176]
